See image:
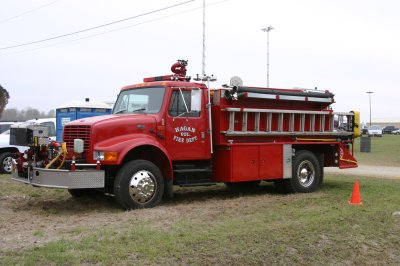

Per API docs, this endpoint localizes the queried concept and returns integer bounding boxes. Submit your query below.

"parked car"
[382,125,398,134]
[392,129,400,135]
[367,125,383,137]
[361,126,368,135]
[0,118,56,174]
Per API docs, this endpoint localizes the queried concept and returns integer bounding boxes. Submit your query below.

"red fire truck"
[11,60,360,209]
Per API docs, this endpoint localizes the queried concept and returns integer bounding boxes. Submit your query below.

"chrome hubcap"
[128,170,156,204]
[3,156,13,173]
[297,160,315,187]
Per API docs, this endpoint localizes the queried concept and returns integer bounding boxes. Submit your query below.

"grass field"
[354,135,400,166]
[1,175,399,265]
[0,135,399,265]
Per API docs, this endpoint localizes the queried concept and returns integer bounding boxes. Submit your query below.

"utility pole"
[261,26,274,88]
[366,91,374,126]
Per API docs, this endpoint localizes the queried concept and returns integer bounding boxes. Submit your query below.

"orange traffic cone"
[349,180,362,205]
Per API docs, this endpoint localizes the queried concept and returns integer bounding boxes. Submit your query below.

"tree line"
[0,84,55,121]
[0,107,55,122]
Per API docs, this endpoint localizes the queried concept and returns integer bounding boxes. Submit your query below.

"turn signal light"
[104,151,118,162]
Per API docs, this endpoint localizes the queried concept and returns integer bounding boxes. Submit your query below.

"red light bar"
[143,75,173,82]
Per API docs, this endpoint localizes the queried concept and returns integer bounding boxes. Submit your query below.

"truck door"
[165,87,210,160]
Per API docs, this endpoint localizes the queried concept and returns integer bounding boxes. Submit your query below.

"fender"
[93,133,172,167]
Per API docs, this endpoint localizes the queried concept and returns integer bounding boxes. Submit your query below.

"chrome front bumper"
[11,166,105,189]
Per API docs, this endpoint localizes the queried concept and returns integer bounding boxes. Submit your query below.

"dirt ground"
[1,165,399,252]
[0,182,283,252]
[325,165,400,180]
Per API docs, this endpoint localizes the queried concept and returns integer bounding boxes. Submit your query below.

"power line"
[1,0,229,56]
[0,0,195,50]
[0,0,62,24]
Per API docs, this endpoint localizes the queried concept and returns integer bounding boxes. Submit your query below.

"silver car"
[367,125,383,137]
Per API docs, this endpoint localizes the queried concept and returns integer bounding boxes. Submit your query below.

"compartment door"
[259,144,283,180]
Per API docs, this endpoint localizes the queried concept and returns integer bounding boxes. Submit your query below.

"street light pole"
[366,91,374,126]
[262,26,274,88]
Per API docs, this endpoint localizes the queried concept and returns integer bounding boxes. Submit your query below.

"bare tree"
[46,109,55,118]
[0,108,18,121]
[24,107,41,120]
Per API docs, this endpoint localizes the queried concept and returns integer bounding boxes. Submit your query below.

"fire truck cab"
[11,60,360,209]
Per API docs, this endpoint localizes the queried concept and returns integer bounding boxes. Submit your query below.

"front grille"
[63,125,91,153]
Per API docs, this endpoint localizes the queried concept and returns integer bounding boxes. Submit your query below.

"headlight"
[93,151,104,161]
[93,151,118,162]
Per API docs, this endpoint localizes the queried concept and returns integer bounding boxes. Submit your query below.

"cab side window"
[168,89,201,117]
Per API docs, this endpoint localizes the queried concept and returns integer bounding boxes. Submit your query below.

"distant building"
[367,118,400,128]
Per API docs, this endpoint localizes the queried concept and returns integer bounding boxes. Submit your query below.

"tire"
[163,178,174,200]
[114,160,164,209]
[319,166,325,187]
[0,152,14,174]
[284,150,321,193]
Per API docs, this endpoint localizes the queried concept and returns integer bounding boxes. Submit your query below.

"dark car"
[382,126,398,134]
[361,127,368,135]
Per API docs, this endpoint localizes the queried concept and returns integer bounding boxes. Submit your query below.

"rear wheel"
[0,152,14,174]
[284,150,321,193]
[114,160,164,209]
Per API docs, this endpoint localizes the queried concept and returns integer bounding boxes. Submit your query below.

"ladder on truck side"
[222,107,355,137]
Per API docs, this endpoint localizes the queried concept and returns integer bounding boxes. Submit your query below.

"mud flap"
[338,143,358,169]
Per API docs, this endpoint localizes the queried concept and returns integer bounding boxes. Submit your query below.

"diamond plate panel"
[283,144,292,179]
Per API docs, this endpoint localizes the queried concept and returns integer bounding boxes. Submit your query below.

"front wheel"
[284,150,321,193]
[114,160,164,209]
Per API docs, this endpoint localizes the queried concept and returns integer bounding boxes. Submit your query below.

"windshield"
[113,87,165,115]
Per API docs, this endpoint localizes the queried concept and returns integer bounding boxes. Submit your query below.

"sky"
[1,0,399,123]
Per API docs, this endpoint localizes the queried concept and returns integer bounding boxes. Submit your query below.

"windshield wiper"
[114,108,127,114]
[132,108,146,113]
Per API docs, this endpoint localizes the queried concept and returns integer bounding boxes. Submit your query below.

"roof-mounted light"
[143,75,174,82]
[142,60,192,83]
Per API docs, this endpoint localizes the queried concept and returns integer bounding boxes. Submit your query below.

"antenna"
[202,0,206,76]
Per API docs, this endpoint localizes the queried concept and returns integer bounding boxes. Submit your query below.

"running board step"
[178,181,216,187]
[173,168,214,187]
[173,168,212,174]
